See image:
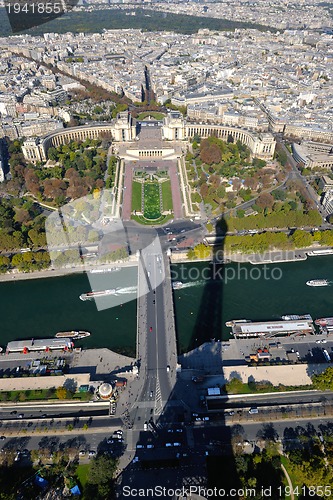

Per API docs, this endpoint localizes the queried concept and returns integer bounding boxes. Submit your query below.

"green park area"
[131,181,142,213]
[161,180,173,211]
[144,182,161,219]
[131,173,173,225]
[0,451,118,498]
[136,111,165,121]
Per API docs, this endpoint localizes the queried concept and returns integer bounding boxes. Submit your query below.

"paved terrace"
[121,158,184,221]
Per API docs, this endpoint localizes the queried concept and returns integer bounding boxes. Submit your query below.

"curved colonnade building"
[22,111,137,163]
[22,111,276,164]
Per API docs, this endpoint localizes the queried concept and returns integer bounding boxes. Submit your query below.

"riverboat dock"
[6,338,72,353]
[230,319,314,338]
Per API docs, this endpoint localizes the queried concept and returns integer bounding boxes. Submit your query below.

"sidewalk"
[0,259,138,283]
[0,424,115,439]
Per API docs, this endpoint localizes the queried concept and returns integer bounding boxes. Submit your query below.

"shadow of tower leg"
[118,215,247,498]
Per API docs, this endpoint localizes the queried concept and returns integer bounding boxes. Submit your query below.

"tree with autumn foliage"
[256,192,275,210]
[200,143,222,165]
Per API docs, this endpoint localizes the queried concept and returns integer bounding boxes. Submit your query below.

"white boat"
[282,314,312,321]
[89,268,121,274]
[306,279,329,287]
[56,331,91,339]
[225,319,250,327]
[79,289,118,301]
[307,249,333,256]
[172,281,183,290]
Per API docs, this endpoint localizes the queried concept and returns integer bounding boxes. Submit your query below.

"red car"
[149,326,153,332]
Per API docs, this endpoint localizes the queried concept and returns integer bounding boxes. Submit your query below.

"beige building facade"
[22,111,276,163]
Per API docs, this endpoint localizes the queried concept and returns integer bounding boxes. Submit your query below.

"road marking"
[154,377,163,416]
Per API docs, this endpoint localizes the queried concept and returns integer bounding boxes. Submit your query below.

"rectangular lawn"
[144,182,161,219]
[161,180,173,211]
[132,181,142,212]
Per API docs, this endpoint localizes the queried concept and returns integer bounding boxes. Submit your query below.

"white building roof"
[238,320,312,334]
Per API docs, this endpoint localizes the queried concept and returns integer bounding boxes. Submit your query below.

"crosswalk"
[154,377,163,416]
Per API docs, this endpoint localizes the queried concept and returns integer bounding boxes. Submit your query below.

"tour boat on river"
[55,331,91,339]
[79,289,118,301]
[306,279,329,287]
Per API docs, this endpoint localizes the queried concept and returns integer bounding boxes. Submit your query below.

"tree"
[256,192,275,210]
[232,178,242,191]
[33,251,50,269]
[93,105,103,114]
[47,147,59,161]
[312,367,333,390]
[193,243,211,259]
[56,386,71,400]
[200,183,209,198]
[320,230,333,247]
[209,174,221,188]
[252,157,266,168]
[291,229,313,248]
[11,253,24,269]
[276,149,287,166]
[14,208,31,225]
[216,185,226,199]
[8,140,22,155]
[200,144,222,165]
[0,256,10,273]
[43,178,67,200]
[24,170,40,197]
[187,249,196,260]
[244,176,258,190]
[87,455,117,497]
[28,228,47,248]
[66,183,89,200]
[272,189,286,201]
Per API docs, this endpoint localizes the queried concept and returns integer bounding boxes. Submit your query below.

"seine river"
[1,256,333,355]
